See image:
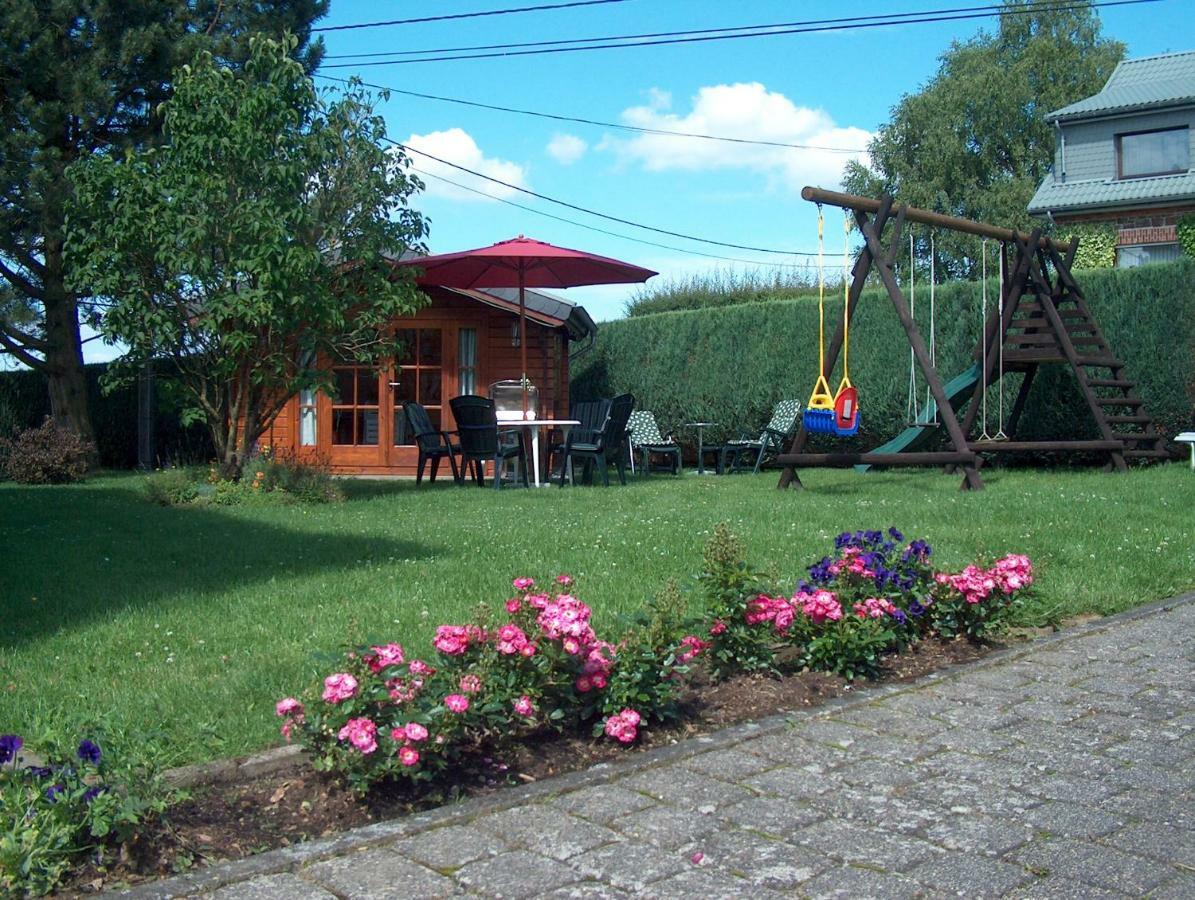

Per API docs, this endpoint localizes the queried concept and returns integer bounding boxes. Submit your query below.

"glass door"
[390,328,444,461]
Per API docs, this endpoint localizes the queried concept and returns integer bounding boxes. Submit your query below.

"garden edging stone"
[107,588,1195,898]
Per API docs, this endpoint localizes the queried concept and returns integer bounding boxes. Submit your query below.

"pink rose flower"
[520,643,537,657]
[399,746,420,767]
[433,625,472,656]
[337,717,377,754]
[322,673,359,704]
[575,675,592,693]
[364,642,405,673]
[513,695,535,717]
[555,574,574,586]
[275,697,303,718]
[709,619,727,636]
[408,659,434,676]
[513,577,536,591]
[495,623,529,655]
[677,635,711,664]
[390,725,408,742]
[445,694,470,713]
[460,674,482,694]
[506,597,522,614]
[405,722,429,742]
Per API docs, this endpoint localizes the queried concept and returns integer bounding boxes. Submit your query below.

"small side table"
[683,422,724,475]
[1177,432,1195,471]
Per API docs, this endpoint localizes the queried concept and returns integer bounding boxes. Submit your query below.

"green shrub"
[143,467,200,506]
[1062,224,1116,269]
[1178,214,1195,258]
[1,419,93,484]
[574,259,1195,451]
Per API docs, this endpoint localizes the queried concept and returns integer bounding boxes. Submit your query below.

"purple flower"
[28,765,54,779]
[83,785,106,803]
[77,739,102,766]
[888,527,904,541]
[45,784,66,802]
[0,734,22,765]
[908,600,926,617]
[891,609,909,625]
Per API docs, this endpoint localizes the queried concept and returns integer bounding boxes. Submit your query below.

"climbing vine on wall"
[1177,214,1195,258]
[1063,224,1117,269]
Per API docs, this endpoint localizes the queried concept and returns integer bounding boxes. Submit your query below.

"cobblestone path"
[116,595,1195,899]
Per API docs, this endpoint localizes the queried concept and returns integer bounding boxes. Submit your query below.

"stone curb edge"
[110,588,1195,898]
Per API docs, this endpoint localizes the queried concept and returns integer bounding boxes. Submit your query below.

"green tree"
[843,0,1123,280]
[66,36,429,476]
[0,0,327,454]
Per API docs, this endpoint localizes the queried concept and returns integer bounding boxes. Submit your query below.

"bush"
[240,446,342,503]
[1,419,93,484]
[143,467,200,506]
[0,731,176,897]
[574,259,1195,451]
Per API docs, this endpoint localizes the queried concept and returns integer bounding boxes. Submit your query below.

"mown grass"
[2,464,1193,767]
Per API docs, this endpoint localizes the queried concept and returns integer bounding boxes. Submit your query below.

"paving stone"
[641,866,786,899]
[303,848,456,899]
[1009,838,1169,895]
[1006,699,1088,726]
[790,818,944,873]
[796,718,882,749]
[897,777,1041,820]
[1021,775,1124,805]
[739,732,851,769]
[1147,874,1195,900]
[564,841,686,892]
[680,746,778,782]
[835,758,925,790]
[471,806,620,861]
[925,726,1018,756]
[620,765,753,810]
[1101,789,1195,829]
[550,784,657,825]
[1108,760,1195,794]
[833,705,951,740]
[539,883,631,899]
[694,827,828,889]
[1009,876,1128,899]
[717,795,826,836]
[208,874,338,900]
[812,787,944,836]
[907,853,1033,897]
[918,750,1036,788]
[608,803,722,849]
[740,764,841,798]
[390,823,509,871]
[454,850,584,898]
[923,813,1036,857]
[800,862,934,899]
[1105,821,1195,868]
[1019,801,1126,839]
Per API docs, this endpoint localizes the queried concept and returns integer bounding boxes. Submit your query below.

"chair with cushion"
[722,399,803,474]
[560,393,635,487]
[627,410,681,476]
[449,395,528,489]
[403,401,460,485]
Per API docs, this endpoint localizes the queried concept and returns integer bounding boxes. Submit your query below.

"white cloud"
[546,133,588,165]
[402,128,527,202]
[605,82,872,192]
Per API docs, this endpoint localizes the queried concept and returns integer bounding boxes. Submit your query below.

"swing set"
[781,188,1169,492]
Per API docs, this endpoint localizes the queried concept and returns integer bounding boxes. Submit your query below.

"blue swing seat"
[803,408,837,434]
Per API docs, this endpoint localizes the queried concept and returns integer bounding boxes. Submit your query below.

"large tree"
[0,1,328,452]
[842,0,1124,280]
[66,36,429,476]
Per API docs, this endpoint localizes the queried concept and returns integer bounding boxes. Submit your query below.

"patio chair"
[449,395,528,489]
[403,401,460,485]
[560,393,635,487]
[722,399,803,474]
[548,398,610,482]
[627,410,681,476]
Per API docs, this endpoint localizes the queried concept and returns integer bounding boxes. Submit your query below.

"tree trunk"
[42,250,99,466]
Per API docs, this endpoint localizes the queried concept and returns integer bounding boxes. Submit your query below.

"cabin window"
[1116,242,1182,268]
[393,328,444,446]
[331,366,380,445]
[298,389,317,446]
[459,328,478,395]
[1116,127,1189,179]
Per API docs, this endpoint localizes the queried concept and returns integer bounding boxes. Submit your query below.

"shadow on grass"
[0,479,436,647]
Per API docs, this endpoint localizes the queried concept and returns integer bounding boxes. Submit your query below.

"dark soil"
[58,636,997,896]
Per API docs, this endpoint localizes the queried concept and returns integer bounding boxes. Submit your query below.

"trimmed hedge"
[0,363,212,469]
[572,259,1195,455]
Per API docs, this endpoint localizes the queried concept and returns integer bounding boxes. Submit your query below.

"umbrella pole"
[519,265,529,419]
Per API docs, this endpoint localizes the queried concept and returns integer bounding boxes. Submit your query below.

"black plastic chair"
[548,398,610,482]
[449,395,528,489]
[560,393,635,487]
[403,402,460,485]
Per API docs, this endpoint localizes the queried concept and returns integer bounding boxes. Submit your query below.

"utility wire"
[313,0,631,33]
[391,137,803,255]
[409,164,814,267]
[315,74,867,153]
[322,0,1158,66]
[324,1,1055,59]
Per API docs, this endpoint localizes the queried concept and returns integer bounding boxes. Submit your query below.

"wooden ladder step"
[1097,397,1143,407]
[1106,415,1152,425]
[1077,356,1121,367]
[1088,378,1133,388]
[1124,449,1172,459]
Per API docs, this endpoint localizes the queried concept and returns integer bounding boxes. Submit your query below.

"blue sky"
[81,0,1188,362]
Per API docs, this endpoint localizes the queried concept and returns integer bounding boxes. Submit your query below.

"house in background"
[259,280,596,476]
[1028,49,1195,267]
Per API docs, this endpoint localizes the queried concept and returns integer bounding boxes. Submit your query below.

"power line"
[391,137,803,255]
[314,74,867,153]
[322,0,1159,66]
[312,0,631,33]
[409,164,814,267]
[324,2,1031,59]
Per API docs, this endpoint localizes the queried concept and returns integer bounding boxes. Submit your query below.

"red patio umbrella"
[396,236,657,417]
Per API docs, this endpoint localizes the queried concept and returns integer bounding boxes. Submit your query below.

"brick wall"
[1055,203,1195,245]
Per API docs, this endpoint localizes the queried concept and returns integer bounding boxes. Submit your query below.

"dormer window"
[1116,126,1189,179]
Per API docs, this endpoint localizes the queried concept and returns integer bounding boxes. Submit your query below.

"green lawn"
[2,465,1193,767]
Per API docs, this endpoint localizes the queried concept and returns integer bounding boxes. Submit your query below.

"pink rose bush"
[283,535,1033,794]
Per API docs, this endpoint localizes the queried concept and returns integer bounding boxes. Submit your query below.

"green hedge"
[0,363,213,468]
[573,259,1195,455]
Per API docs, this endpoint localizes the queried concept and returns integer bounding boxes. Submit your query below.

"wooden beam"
[778,451,977,467]
[969,440,1124,452]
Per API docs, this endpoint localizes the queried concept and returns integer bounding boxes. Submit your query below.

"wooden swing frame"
[777,188,1168,492]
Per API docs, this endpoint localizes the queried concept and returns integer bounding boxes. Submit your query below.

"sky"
[80,0,1189,363]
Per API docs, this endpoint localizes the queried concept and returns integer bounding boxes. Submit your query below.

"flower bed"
[282,525,1033,793]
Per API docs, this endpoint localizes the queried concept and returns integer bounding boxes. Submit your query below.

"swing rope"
[906,232,918,426]
[837,211,852,400]
[979,239,992,441]
[994,245,1008,440]
[925,233,939,426]
[806,206,834,415]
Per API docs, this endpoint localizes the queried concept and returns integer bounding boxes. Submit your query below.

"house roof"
[1047,50,1195,122]
[1028,170,1195,215]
